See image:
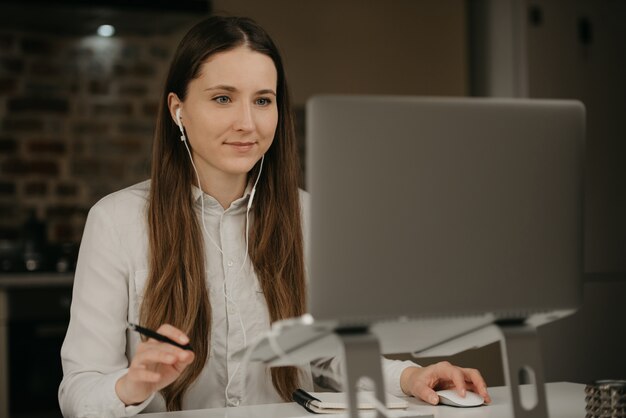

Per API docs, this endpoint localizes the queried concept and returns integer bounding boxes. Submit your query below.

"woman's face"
[170,46,278,181]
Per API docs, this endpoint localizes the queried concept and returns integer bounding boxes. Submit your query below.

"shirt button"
[227,260,234,267]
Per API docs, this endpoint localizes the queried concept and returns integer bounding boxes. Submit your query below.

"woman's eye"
[214,96,231,104]
[255,97,272,106]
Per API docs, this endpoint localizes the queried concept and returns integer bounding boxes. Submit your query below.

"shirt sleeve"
[58,200,152,417]
[311,356,420,397]
[380,358,421,397]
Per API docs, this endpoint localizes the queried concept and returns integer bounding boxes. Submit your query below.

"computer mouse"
[436,389,485,407]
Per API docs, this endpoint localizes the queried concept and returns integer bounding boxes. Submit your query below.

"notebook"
[292,389,433,416]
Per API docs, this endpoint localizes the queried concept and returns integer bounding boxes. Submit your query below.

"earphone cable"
[237,155,264,277]
[224,156,264,406]
[181,138,225,256]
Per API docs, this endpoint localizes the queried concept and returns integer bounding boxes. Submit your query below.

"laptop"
[306,95,584,326]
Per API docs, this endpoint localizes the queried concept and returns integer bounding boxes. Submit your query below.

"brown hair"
[140,16,306,410]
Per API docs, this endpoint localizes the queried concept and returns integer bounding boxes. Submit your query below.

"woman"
[59,16,490,416]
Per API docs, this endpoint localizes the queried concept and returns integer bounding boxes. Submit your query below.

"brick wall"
[0,30,178,243]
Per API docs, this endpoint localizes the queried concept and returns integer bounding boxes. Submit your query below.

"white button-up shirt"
[59,180,417,417]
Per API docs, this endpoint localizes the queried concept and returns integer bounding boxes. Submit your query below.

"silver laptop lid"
[306,96,584,326]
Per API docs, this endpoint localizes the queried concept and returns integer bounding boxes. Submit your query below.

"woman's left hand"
[400,361,491,405]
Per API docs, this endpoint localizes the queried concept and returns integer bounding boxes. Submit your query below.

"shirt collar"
[190,182,253,211]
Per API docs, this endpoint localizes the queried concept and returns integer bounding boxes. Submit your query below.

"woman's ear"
[167,93,183,126]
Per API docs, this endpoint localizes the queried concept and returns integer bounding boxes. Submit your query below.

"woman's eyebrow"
[205,84,237,92]
[257,89,277,96]
[205,85,276,96]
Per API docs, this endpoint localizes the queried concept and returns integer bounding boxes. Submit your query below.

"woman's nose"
[233,103,255,132]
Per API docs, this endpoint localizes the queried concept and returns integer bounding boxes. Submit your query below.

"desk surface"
[142,382,585,418]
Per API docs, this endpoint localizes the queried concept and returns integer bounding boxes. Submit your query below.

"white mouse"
[436,389,485,407]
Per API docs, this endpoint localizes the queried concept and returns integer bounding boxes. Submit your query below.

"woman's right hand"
[115,324,195,406]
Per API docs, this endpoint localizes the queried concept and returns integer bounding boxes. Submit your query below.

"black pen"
[292,389,321,413]
[127,322,193,351]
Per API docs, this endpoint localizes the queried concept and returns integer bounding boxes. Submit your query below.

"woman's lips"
[226,142,256,152]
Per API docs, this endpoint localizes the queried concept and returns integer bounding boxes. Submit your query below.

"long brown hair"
[141,16,306,410]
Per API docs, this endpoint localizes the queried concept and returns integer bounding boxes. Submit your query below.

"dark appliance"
[7,285,72,418]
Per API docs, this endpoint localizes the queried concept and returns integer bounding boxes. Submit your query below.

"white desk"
[141,382,586,418]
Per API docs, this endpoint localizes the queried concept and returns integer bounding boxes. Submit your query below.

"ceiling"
[0,0,211,36]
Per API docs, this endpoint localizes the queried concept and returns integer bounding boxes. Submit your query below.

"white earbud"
[247,189,256,211]
[176,108,186,142]
[246,155,264,211]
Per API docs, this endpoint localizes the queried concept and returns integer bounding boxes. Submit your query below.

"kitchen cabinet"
[0,273,73,418]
